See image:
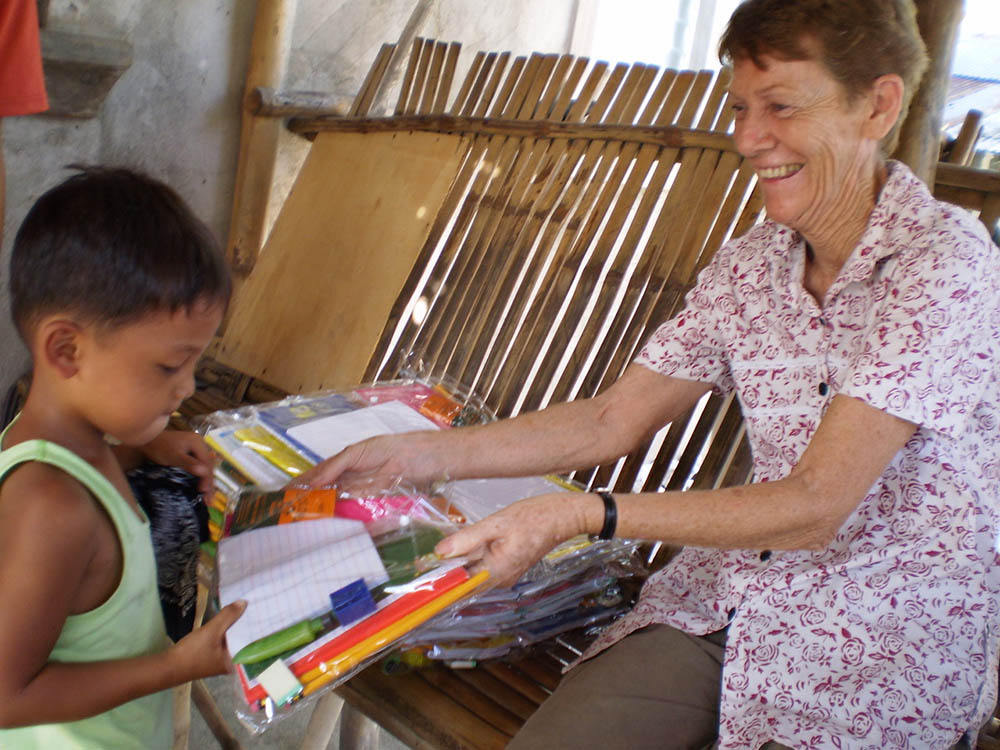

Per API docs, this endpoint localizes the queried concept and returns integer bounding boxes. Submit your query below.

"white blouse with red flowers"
[578,161,1000,750]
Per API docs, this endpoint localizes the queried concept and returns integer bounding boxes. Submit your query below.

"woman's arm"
[299,364,712,489]
[438,394,917,585]
[0,466,242,728]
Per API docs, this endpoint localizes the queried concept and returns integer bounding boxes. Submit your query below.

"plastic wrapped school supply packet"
[214,482,489,733]
[401,534,644,664]
[194,370,491,558]
[193,370,646,730]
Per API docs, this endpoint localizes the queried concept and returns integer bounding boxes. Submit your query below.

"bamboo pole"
[288,114,741,153]
[893,0,964,185]
[248,87,351,118]
[947,109,982,165]
[226,0,298,275]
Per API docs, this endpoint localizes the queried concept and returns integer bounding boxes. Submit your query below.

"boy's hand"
[170,600,246,681]
[141,431,217,495]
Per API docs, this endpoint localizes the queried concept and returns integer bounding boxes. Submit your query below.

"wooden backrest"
[933,162,1000,244]
[216,39,763,497]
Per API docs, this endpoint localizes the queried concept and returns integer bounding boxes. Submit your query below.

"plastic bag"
[193,370,645,732]
[212,481,486,732]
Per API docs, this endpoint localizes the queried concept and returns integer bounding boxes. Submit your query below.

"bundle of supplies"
[195,371,644,733]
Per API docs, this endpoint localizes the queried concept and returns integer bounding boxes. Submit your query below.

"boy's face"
[73,300,224,445]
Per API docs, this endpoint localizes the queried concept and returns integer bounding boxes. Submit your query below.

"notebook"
[217,517,389,655]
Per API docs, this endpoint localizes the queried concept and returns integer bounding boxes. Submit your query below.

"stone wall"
[0,0,576,391]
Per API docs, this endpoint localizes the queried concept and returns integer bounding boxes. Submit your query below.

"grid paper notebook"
[218,517,389,655]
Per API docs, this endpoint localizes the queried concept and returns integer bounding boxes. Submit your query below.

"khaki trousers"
[509,624,737,750]
[508,623,972,750]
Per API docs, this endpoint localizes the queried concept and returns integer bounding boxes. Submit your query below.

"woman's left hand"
[141,431,217,495]
[435,492,593,587]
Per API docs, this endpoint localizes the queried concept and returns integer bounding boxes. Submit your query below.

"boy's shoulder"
[0,457,105,543]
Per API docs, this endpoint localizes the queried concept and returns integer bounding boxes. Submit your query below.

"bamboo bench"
[198,37,1000,749]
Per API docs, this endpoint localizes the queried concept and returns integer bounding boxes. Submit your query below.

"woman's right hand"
[295,431,443,491]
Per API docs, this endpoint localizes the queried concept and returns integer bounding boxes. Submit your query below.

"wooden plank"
[433,42,462,115]
[485,63,659,412]
[502,657,562,693]
[432,55,582,377]
[472,66,687,407]
[480,661,552,705]
[350,43,396,117]
[451,668,542,721]
[935,162,1000,193]
[405,38,435,115]
[395,36,423,115]
[448,49,485,117]
[363,49,509,380]
[215,130,468,393]
[336,664,511,750]
[466,61,619,400]
[418,667,524,735]
[447,56,592,387]
[404,54,554,367]
[470,66,672,403]
[947,109,983,166]
[420,41,448,114]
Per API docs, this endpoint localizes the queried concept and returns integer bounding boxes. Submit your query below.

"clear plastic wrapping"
[212,481,486,732]
[193,370,645,733]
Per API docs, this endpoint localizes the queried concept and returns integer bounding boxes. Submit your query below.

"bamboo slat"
[222,35,762,524]
[281,40,764,500]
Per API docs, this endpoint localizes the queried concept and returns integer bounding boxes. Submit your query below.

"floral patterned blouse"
[580,161,1000,750]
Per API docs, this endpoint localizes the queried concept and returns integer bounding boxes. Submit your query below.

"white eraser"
[257,660,303,707]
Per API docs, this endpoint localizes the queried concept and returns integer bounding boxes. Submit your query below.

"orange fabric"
[0,0,48,117]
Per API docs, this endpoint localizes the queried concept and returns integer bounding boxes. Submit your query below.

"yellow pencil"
[301,570,490,696]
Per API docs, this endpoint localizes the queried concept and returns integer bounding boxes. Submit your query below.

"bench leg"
[339,702,381,750]
[300,691,345,750]
[191,679,244,750]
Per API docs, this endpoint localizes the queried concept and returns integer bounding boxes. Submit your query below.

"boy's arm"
[112,430,217,495]
[0,465,241,727]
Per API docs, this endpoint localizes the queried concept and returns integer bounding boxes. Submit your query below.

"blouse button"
[818,382,829,396]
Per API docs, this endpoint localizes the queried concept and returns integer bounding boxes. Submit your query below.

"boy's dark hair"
[9,166,232,342]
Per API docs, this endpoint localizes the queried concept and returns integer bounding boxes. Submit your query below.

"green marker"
[233,615,330,665]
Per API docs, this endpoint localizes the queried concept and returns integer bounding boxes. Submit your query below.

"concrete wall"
[0,0,577,393]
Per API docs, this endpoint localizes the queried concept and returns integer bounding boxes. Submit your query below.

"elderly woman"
[302,0,1000,747]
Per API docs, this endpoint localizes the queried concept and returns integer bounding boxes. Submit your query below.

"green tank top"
[0,437,173,749]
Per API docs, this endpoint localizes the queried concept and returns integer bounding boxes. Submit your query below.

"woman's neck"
[801,160,888,302]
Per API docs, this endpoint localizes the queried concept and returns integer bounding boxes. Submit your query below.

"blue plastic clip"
[329,578,376,625]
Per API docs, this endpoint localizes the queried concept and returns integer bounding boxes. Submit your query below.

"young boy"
[0,166,245,748]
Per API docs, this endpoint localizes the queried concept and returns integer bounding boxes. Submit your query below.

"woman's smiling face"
[728,52,883,242]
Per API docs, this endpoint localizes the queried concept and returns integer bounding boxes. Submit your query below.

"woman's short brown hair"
[718,0,929,153]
